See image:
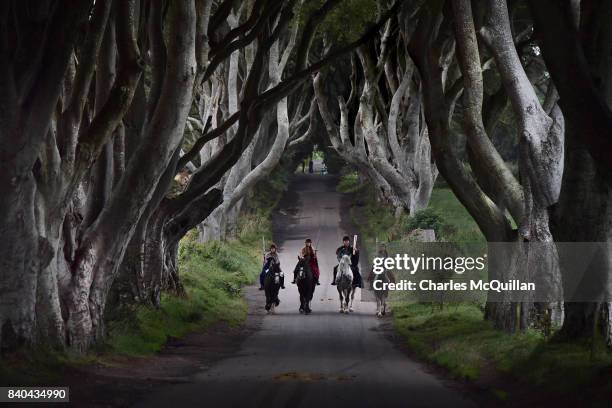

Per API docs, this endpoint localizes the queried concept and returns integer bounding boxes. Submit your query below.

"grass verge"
[393,303,612,405]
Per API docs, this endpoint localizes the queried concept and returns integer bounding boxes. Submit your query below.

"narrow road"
[134,174,473,408]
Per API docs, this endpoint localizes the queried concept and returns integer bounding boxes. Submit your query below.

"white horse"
[336,254,356,313]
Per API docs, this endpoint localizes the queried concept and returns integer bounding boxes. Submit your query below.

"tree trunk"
[478,0,564,331]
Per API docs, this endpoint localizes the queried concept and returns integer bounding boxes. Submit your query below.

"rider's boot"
[331,270,337,285]
[280,276,286,289]
[291,272,296,284]
[315,277,320,285]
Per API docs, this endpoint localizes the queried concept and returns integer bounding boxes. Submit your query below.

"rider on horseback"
[331,236,362,288]
[292,238,320,285]
[259,243,285,290]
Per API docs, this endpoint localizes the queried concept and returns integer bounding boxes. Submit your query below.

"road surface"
[134,174,474,408]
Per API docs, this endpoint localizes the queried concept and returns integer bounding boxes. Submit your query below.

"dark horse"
[295,257,315,314]
[263,259,282,313]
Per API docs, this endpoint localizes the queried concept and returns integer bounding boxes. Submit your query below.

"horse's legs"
[349,287,355,312]
[382,293,387,315]
[338,290,344,313]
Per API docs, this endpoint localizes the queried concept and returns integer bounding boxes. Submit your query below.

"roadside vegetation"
[394,303,612,405]
[338,171,612,406]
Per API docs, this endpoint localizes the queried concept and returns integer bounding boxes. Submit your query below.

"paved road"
[134,174,474,408]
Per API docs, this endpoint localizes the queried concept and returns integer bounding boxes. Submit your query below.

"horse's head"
[295,257,307,280]
[340,254,351,265]
[338,254,353,277]
[373,268,389,283]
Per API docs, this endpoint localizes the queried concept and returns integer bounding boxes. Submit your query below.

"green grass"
[427,188,484,242]
[105,227,262,357]
[392,302,612,400]
[392,303,542,380]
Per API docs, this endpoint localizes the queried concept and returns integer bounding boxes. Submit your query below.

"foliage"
[336,171,363,193]
[403,208,444,237]
[297,0,380,44]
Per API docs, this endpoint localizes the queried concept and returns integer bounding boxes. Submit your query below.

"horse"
[295,257,315,314]
[369,268,395,317]
[336,254,356,313]
[263,259,282,313]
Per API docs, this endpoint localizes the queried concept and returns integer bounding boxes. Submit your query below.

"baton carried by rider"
[262,237,266,261]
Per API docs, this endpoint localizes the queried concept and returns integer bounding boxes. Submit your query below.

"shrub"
[405,208,444,236]
[336,172,363,193]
